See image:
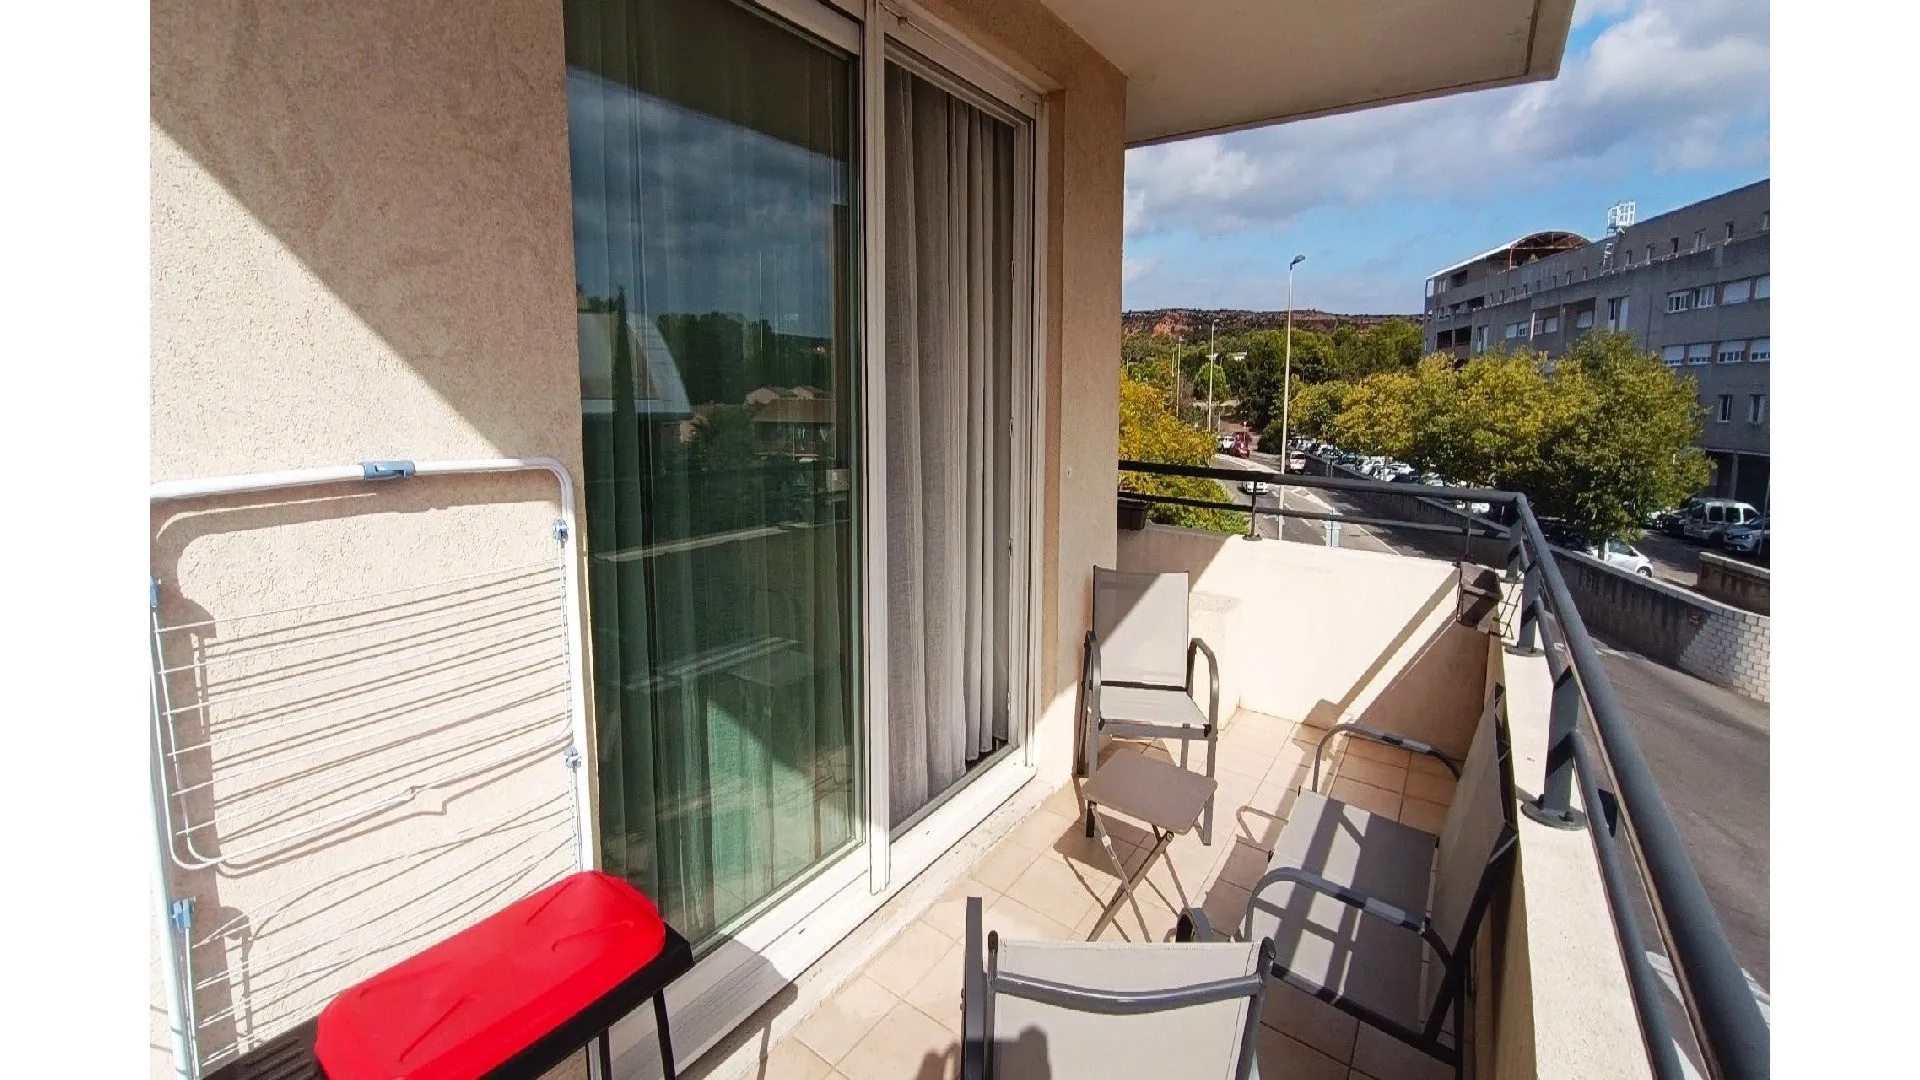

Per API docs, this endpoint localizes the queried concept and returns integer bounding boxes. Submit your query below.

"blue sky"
[1122,0,1770,315]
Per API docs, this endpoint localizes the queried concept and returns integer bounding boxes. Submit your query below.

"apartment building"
[1422,180,1771,508]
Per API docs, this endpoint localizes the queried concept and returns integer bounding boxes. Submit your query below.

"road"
[1209,453,1405,554]
[1593,639,1770,992]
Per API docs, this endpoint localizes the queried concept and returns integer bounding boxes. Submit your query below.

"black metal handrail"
[1117,457,1768,1080]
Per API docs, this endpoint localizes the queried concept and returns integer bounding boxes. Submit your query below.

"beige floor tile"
[968,839,1041,893]
[1409,752,1456,778]
[836,1002,958,1080]
[866,920,957,997]
[921,876,1000,941]
[983,892,1076,942]
[902,936,967,1034]
[1039,779,1085,820]
[1003,806,1077,854]
[1198,879,1252,934]
[1351,1025,1451,1080]
[1331,754,1407,794]
[1220,722,1290,767]
[1342,737,1414,768]
[1262,985,1360,1063]
[1216,838,1272,892]
[1230,708,1293,737]
[1328,777,1403,820]
[1004,852,1103,930]
[1234,801,1289,851]
[751,1037,837,1080]
[1257,1024,1352,1080]
[1398,795,1449,835]
[791,976,899,1066]
[1263,738,1310,784]
[1079,883,1180,942]
[1404,769,1456,807]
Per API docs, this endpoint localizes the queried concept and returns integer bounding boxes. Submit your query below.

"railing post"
[1522,654,1585,830]
[1506,556,1543,656]
[1504,530,1525,584]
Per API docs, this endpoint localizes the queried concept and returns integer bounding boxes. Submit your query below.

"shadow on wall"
[151,0,582,464]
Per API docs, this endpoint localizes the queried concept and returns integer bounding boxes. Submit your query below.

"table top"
[1080,751,1218,834]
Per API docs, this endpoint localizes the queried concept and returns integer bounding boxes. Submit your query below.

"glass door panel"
[564,0,861,944]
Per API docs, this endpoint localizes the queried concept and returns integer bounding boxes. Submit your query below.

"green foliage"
[1118,376,1247,534]
[1287,380,1348,441]
[1331,317,1425,382]
[1324,333,1709,542]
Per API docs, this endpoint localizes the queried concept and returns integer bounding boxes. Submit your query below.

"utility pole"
[1207,319,1217,433]
[1279,254,1306,474]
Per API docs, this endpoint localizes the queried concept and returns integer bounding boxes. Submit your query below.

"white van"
[1681,499,1761,545]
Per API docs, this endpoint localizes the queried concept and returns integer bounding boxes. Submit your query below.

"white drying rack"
[148,458,595,1079]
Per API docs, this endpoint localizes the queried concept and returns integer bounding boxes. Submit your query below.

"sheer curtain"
[883,62,1015,827]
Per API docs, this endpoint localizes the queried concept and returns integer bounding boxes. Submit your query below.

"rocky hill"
[1122,308,1424,339]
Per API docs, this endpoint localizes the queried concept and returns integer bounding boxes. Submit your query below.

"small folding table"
[207,871,693,1080]
[1079,750,1218,941]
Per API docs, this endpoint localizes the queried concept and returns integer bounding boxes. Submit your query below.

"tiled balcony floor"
[755,708,1460,1080]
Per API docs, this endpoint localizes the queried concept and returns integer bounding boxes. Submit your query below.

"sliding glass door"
[565,0,861,944]
[564,0,1036,951]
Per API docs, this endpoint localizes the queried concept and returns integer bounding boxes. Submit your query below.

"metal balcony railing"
[1116,458,1768,1080]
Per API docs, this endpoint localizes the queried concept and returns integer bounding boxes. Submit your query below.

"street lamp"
[1278,254,1306,476]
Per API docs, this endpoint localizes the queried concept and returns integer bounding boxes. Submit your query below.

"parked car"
[1655,497,1707,538]
[1722,516,1768,556]
[1286,450,1307,472]
[1239,478,1274,496]
[1681,499,1761,545]
[1217,434,1235,454]
[1586,538,1654,577]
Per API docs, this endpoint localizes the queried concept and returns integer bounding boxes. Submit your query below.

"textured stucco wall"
[1696,551,1769,616]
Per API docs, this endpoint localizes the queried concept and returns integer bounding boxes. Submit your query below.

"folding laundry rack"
[148,459,681,1080]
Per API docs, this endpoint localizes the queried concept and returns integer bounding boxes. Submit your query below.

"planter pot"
[1117,497,1149,531]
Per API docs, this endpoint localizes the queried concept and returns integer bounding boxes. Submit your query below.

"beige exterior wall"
[151,1,1123,1077]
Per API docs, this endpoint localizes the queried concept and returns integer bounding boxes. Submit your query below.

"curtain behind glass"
[565,0,860,943]
[883,63,1015,827]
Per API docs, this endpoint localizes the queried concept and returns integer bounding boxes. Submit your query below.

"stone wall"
[1697,551,1769,615]
[1552,549,1770,702]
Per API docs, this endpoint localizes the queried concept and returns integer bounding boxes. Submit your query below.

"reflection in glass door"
[564,0,861,944]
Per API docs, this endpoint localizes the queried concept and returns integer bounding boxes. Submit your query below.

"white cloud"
[1122,256,1158,284]
[1122,0,1769,239]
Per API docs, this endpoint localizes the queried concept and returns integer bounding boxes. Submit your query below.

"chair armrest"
[962,897,987,1080]
[1249,867,1453,968]
[1175,907,1219,942]
[993,967,1269,1016]
[1187,637,1220,730]
[1081,631,1103,779]
[1312,722,1460,793]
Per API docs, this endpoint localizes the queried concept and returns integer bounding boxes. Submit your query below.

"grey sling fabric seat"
[960,897,1273,1080]
[1079,567,1220,843]
[1179,703,1518,1075]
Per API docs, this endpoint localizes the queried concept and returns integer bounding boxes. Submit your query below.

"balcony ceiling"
[1038,0,1576,147]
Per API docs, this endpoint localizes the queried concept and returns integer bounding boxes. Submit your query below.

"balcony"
[661,466,1765,1080]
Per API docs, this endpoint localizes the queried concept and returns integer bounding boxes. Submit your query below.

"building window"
[1692,229,1706,252]
[1427,279,1437,298]
[1662,345,1685,366]
[1667,290,1692,313]
[1688,343,1713,365]
[1535,313,1560,335]
[1754,274,1768,299]
[1726,221,1736,242]
[1646,243,1656,263]
[1606,296,1628,330]
[1581,267,1590,281]
[1716,394,1733,422]
[1475,325,1489,353]
[1693,285,1715,308]
[1625,249,1634,267]
[1722,279,1752,304]
[1749,394,1768,424]
[1761,211,1769,231]
[1670,238,1680,255]
[1575,309,1594,330]
[1750,337,1769,362]
[1718,341,1746,364]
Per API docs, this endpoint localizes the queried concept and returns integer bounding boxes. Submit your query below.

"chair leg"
[1086,817,1161,941]
[1083,801,1097,838]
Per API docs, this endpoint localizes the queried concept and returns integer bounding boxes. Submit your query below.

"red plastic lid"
[315,871,669,1080]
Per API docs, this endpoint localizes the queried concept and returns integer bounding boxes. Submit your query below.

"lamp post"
[1207,319,1217,433]
[1278,254,1306,475]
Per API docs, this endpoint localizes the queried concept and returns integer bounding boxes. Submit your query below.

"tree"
[1324,334,1709,542]
[1118,375,1247,534]
[1286,380,1349,442]
[1192,360,1229,424]
[1331,317,1426,381]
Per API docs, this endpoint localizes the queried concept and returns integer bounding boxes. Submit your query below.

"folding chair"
[960,897,1273,1080]
[1079,567,1220,842]
[1178,704,1518,1077]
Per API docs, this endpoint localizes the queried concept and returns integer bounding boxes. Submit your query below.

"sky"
[1120,0,1771,316]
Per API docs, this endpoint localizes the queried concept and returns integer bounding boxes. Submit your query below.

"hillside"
[1122,307,1425,339]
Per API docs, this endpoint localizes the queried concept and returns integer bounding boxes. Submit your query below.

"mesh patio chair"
[960,897,1274,1080]
[1079,567,1220,842]
[1178,701,1519,1077]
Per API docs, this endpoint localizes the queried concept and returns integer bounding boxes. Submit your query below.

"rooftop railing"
[1117,457,1768,1080]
